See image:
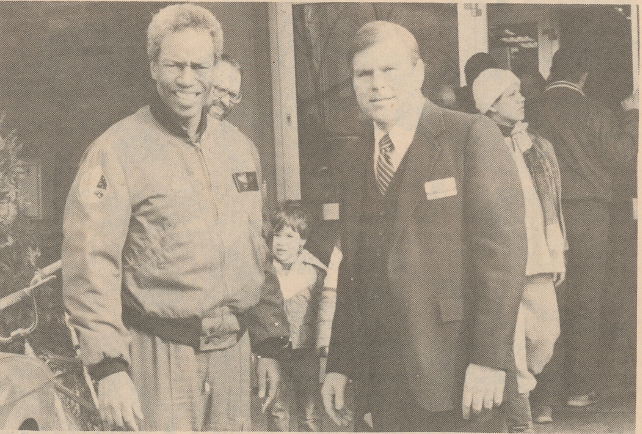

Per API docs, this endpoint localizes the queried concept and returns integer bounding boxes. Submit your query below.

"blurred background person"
[454,52,498,113]
[526,47,638,424]
[473,68,566,433]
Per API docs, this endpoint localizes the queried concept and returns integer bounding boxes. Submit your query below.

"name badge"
[424,177,457,200]
[232,172,259,192]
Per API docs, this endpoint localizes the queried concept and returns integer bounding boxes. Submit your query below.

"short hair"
[549,47,590,83]
[268,201,312,241]
[347,21,420,69]
[219,53,243,78]
[147,3,223,63]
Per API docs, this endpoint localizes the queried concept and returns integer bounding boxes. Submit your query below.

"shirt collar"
[545,80,586,97]
[149,92,209,144]
[373,95,424,169]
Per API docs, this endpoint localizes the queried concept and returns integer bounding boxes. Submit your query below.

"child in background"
[265,201,336,431]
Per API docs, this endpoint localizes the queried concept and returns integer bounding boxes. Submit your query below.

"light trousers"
[129,328,252,431]
[513,273,560,394]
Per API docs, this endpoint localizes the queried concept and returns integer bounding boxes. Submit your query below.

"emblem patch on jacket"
[232,171,259,192]
[79,165,108,204]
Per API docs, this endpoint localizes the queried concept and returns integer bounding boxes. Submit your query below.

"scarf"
[498,121,560,234]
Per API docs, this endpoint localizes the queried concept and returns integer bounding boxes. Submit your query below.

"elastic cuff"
[253,336,291,360]
[87,356,129,382]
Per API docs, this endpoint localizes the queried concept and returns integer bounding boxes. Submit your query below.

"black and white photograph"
[0,2,637,432]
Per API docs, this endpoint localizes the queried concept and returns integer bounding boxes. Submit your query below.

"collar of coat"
[149,92,209,144]
[545,80,586,97]
[340,98,449,257]
[266,249,327,275]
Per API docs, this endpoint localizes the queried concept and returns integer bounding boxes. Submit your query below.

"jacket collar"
[341,99,445,258]
[266,249,327,275]
[149,92,209,143]
[390,99,444,244]
[545,80,586,97]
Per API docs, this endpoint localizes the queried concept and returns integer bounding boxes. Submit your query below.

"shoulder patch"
[79,165,108,204]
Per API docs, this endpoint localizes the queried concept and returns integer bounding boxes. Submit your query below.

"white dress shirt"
[373,96,424,174]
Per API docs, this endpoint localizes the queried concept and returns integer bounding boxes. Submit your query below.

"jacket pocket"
[439,297,463,322]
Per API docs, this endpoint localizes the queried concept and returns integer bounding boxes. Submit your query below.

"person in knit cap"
[473,68,567,432]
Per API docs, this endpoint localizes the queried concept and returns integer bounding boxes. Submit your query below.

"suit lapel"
[341,130,372,262]
[391,100,445,245]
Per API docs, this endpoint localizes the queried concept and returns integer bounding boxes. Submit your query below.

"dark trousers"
[364,368,511,432]
[532,200,610,404]
[266,349,322,431]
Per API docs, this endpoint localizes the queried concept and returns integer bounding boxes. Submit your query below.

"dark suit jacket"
[327,99,528,412]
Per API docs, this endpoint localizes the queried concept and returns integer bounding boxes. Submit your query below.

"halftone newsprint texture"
[0,1,637,432]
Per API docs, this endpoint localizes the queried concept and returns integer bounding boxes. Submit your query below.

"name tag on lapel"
[232,172,259,192]
[424,177,457,200]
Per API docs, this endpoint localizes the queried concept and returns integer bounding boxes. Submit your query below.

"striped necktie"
[376,133,395,195]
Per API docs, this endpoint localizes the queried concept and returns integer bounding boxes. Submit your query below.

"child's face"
[272,226,306,265]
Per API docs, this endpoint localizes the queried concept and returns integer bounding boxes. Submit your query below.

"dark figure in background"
[513,64,547,102]
[526,47,638,424]
[209,53,243,122]
[322,21,528,432]
[455,52,498,113]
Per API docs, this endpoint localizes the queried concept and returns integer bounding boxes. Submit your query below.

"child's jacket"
[268,249,335,350]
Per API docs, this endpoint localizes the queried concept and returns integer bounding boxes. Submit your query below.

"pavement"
[250,349,636,433]
[251,382,636,433]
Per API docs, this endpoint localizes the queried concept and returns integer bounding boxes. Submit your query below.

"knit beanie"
[472,68,520,114]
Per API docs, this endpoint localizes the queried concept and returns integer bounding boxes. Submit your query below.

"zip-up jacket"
[63,100,288,378]
[527,81,638,202]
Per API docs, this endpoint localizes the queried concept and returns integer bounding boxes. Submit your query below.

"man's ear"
[413,58,426,90]
[299,238,308,249]
[150,62,159,81]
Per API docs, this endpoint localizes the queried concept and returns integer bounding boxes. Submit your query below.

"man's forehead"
[214,63,241,86]
[157,28,215,61]
[353,40,415,65]
[215,61,240,76]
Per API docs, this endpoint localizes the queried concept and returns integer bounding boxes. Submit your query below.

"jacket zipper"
[192,142,226,271]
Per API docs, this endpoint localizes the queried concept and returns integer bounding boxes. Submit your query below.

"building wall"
[0,2,275,262]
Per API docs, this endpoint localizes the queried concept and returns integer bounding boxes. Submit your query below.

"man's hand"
[621,88,639,111]
[461,363,505,420]
[256,357,280,412]
[553,271,565,287]
[321,372,353,426]
[97,371,143,431]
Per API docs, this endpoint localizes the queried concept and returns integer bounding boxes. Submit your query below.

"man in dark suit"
[321,21,528,432]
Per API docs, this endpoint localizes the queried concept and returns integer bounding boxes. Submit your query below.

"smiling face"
[490,82,525,124]
[352,40,424,130]
[271,226,306,266]
[150,28,215,123]
[209,61,242,120]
